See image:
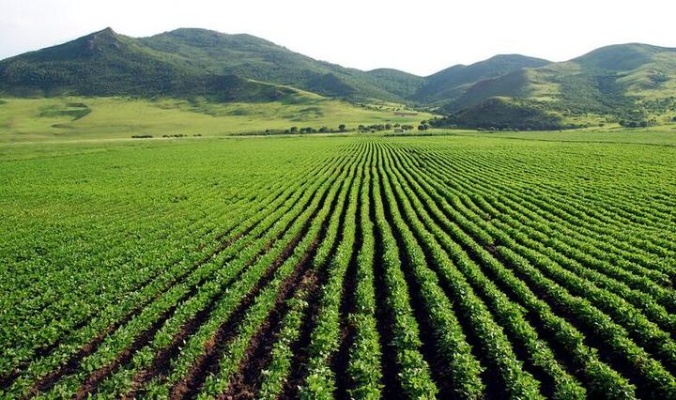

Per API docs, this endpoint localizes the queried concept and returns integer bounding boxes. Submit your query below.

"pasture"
[0,96,430,142]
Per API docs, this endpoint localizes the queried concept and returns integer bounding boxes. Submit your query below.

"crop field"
[1,133,675,399]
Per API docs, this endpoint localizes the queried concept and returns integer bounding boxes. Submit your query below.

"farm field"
[1,132,675,399]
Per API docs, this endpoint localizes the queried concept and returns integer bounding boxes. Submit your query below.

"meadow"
[0,95,430,143]
[0,130,675,399]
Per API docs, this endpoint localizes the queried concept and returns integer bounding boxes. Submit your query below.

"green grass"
[0,95,432,143]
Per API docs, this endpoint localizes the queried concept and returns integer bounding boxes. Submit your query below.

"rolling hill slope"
[0,28,419,101]
[1,28,675,130]
[139,28,421,100]
[0,28,298,101]
[435,43,676,129]
[412,54,550,104]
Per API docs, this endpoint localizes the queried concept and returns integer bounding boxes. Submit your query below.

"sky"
[1,0,674,76]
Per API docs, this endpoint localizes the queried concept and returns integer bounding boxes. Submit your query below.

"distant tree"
[290,126,298,134]
[385,123,392,130]
[338,124,346,132]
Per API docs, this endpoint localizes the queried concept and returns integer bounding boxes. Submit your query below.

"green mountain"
[435,96,568,131]
[0,28,417,101]
[141,28,424,100]
[365,68,425,99]
[1,28,674,130]
[562,43,676,105]
[433,43,676,129]
[0,28,297,101]
[412,54,550,104]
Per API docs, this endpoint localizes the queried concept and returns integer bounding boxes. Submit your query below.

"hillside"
[365,68,425,99]
[144,29,424,100]
[0,94,433,142]
[412,54,550,104]
[1,28,675,130]
[0,28,418,102]
[437,43,676,129]
[0,28,299,101]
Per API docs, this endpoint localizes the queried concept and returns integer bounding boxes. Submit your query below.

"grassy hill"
[0,28,421,102]
[1,28,674,131]
[0,93,432,142]
[432,97,568,131]
[0,28,299,101]
[365,68,425,99]
[434,44,676,129]
[413,54,550,104]
[150,29,433,100]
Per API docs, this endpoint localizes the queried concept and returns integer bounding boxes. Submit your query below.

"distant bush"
[131,134,153,139]
[432,98,573,131]
[619,119,655,128]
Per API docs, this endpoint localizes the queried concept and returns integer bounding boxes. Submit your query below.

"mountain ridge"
[1,28,675,129]
[412,54,551,104]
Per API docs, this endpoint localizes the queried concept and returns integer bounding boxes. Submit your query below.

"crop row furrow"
[1,174,307,389]
[296,147,363,399]
[18,149,351,399]
[369,147,439,398]
[390,142,639,399]
[345,143,384,400]
[387,144,589,399]
[143,150,359,399]
[203,144,364,400]
[416,146,675,293]
[422,147,675,259]
[396,143,676,398]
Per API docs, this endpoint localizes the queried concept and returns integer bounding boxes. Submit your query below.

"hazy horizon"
[1,0,674,76]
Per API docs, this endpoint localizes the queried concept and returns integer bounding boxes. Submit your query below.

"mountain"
[436,96,568,131]
[0,28,418,101]
[565,43,676,100]
[0,28,297,101]
[1,29,675,130]
[365,68,425,99]
[412,54,550,104]
[462,43,676,109]
[572,43,667,72]
[434,43,676,129]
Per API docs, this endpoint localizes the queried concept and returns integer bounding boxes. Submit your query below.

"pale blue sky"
[1,0,674,76]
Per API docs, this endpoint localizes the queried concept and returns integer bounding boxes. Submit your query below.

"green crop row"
[1,134,673,399]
